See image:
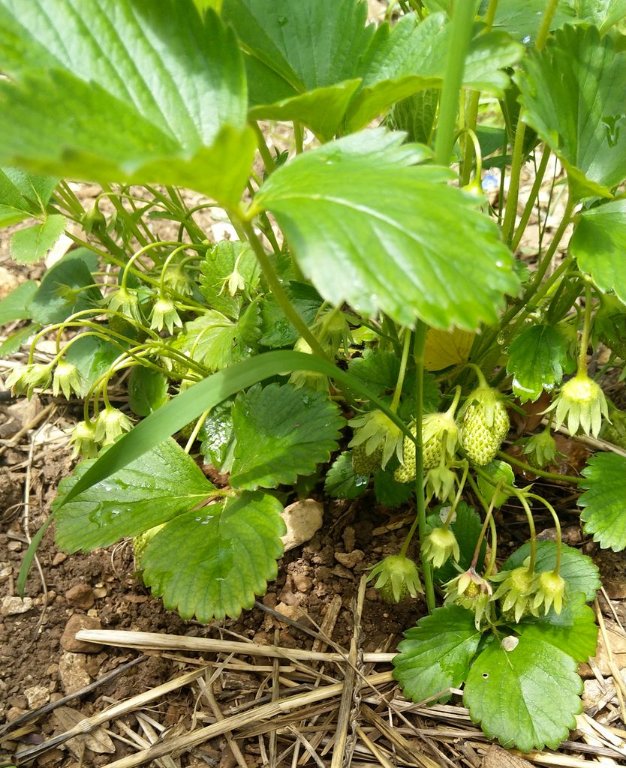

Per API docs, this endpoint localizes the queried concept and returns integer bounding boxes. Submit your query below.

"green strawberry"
[352,443,384,475]
[461,387,509,466]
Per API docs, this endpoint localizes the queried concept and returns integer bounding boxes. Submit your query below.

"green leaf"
[324,452,369,500]
[230,383,344,489]
[373,467,414,508]
[56,350,414,507]
[64,335,122,396]
[503,541,601,602]
[516,25,626,199]
[175,304,261,372]
[29,250,102,324]
[141,491,285,620]
[519,593,598,663]
[492,0,576,42]
[199,402,235,471]
[10,215,66,264]
[506,324,574,402]
[0,167,57,227]
[570,201,626,305]
[0,280,37,325]
[594,295,626,357]
[393,605,483,703]
[349,14,522,130]
[128,367,169,417]
[260,282,321,348]
[576,0,626,31]
[465,632,582,751]
[54,439,215,551]
[255,129,519,331]
[222,0,374,137]
[0,0,254,206]
[388,90,439,145]
[0,323,39,356]
[579,452,626,551]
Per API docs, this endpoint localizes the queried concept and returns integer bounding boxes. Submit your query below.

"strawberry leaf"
[579,453,626,551]
[0,0,254,206]
[516,25,626,199]
[325,452,369,500]
[10,214,66,264]
[255,129,519,331]
[393,605,482,703]
[464,631,582,751]
[517,593,598,663]
[230,383,345,490]
[506,324,574,402]
[140,491,285,621]
[503,541,600,602]
[0,167,57,227]
[54,439,216,551]
[570,201,626,306]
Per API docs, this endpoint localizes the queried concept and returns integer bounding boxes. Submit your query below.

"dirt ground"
[2,164,626,764]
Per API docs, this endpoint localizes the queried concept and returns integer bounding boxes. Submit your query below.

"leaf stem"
[510,145,552,251]
[577,283,593,375]
[240,220,330,360]
[391,329,412,412]
[414,322,436,612]
[434,0,475,165]
[497,451,582,485]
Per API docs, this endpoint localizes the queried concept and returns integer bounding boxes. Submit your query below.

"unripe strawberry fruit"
[393,410,459,483]
[461,390,509,466]
[352,443,383,475]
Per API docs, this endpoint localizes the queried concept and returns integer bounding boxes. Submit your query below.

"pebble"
[7,540,22,551]
[0,562,12,581]
[334,550,365,569]
[281,499,323,551]
[60,614,102,653]
[24,685,50,709]
[52,552,68,566]
[65,584,95,610]
[273,603,305,623]
[58,652,91,694]
[1,595,34,616]
[292,572,312,592]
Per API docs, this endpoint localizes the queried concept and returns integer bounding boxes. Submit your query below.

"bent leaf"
[0,167,57,227]
[393,605,482,703]
[230,382,345,489]
[570,201,626,305]
[516,25,626,199]
[465,632,582,751]
[0,0,254,206]
[506,324,574,402]
[54,439,215,551]
[255,129,519,330]
[10,214,66,264]
[141,492,285,620]
[579,453,626,551]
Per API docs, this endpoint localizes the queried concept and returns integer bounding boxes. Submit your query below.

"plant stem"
[497,451,583,485]
[252,122,276,174]
[240,220,330,360]
[467,473,498,575]
[511,145,551,251]
[526,493,562,572]
[391,329,412,412]
[577,283,593,374]
[535,0,561,51]
[434,0,475,165]
[501,121,526,244]
[513,490,538,571]
[413,322,436,612]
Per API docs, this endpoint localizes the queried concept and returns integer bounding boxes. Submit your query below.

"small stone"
[52,552,68,566]
[6,706,27,722]
[65,584,95,610]
[93,586,108,599]
[58,652,91,694]
[7,540,22,551]
[273,603,305,623]
[0,563,12,581]
[24,685,49,709]
[1,596,34,616]
[342,526,356,552]
[281,499,324,552]
[292,572,312,592]
[334,550,365,569]
[60,614,102,653]
[8,694,28,709]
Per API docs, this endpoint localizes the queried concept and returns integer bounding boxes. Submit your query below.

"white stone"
[24,685,50,710]
[281,499,323,552]
[1,596,34,616]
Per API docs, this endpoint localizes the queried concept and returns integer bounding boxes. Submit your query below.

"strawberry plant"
[1,0,626,753]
